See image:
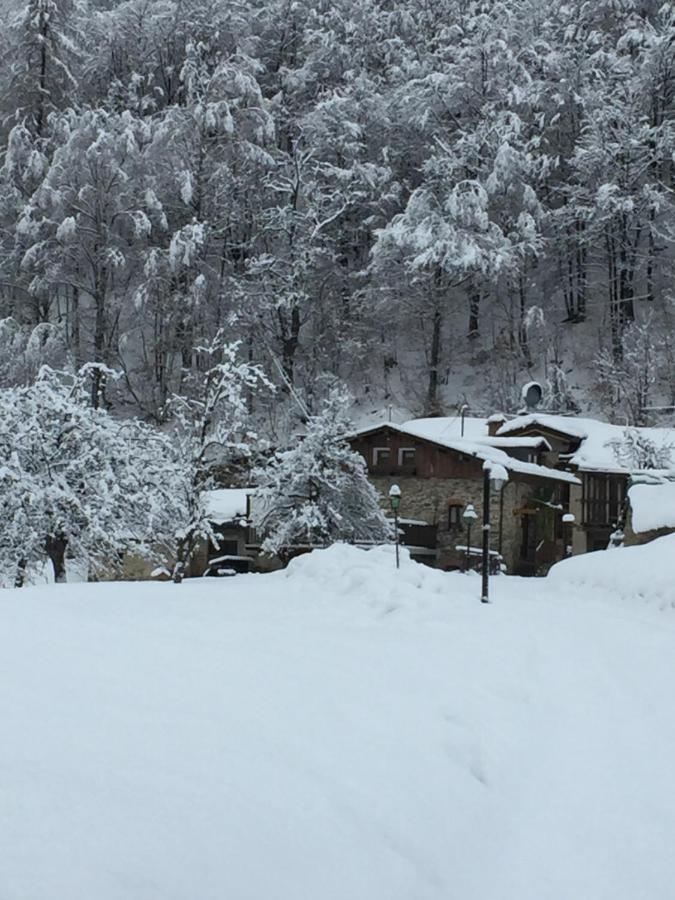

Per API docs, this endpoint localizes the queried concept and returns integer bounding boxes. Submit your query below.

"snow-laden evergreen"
[253,389,392,555]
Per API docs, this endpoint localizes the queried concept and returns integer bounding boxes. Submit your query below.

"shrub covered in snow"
[0,366,176,584]
[254,389,392,556]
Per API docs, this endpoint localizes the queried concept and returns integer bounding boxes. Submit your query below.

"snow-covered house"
[348,419,580,575]
[496,415,675,554]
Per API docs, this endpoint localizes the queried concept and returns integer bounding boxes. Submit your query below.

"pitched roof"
[498,414,675,474]
[350,422,579,485]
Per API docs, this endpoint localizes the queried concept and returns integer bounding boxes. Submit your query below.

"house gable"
[349,425,484,479]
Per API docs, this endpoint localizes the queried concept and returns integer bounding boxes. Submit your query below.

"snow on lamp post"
[463,503,478,572]
[562,512,575,558]
[389,484,402,569]
[481,462,508,604]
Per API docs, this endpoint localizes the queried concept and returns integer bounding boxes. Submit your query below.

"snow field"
[1,543,675,899]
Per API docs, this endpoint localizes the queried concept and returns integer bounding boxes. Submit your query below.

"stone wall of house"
[370,475,533,571]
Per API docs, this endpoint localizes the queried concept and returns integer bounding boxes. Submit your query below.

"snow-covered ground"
[2,542,675,900]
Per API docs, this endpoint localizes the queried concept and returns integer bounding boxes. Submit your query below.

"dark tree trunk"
[468,283,480,339]
[426,302,442,414]
[14,558,27,588]
[575,219,587,321]
[46,535,67,583]
[517,273,531,368]
[279,305,301,387]
[172,535,191,584]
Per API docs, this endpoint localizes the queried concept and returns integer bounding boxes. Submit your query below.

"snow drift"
[2,543,675,899]
[547,533,675,608]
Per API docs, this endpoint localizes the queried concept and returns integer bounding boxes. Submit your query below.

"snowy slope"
[2,545,675,900]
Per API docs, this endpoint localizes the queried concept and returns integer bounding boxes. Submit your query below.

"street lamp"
[462,504,478,571]
[389,484,402,569]
[481,462,508,604]
[562,512,575,558]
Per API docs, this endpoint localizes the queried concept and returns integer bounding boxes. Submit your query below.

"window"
[218,540,239,557]
[583,475,627,525]
[448,504,464,529]
[398,447,416,466]
[373,447,391,467]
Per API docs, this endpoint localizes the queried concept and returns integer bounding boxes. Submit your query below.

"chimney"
[487,413,506,437]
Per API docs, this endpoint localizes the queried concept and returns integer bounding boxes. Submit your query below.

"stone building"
[348,421,580,575]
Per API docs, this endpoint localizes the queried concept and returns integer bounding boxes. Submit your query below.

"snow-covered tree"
[253,388,392,557]
[0,317,71,386]
[4,0,81,138]
[609,428,673,471]
[595,317,663,425]
[168,337,273,583]
[0,366,175,585]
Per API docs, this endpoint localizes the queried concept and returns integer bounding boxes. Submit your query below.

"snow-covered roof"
[203,488,252,524]
[498,414,675,474]
[351,422,579,485]
[399,417,549,450]
[400,415,489,442]
[628,478,675,535]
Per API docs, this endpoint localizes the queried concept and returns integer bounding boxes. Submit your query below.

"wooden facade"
[495,422,629,553]
[351,429,485,481]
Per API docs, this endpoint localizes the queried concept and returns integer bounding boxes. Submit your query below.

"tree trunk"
[426,302,442,414]
[14,558,27,588]
[279,305,301,387]
[172,536,190,584]
[46,535,67,583]
[468,282,480,339]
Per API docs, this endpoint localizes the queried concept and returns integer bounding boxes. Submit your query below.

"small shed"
[192,488,256,576]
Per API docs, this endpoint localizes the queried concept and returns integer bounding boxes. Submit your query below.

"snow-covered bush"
[0,366,176,584]
[253,389,392,557]
[609,428,673,471]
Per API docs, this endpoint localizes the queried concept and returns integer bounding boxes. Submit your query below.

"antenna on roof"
[521,381,543,413]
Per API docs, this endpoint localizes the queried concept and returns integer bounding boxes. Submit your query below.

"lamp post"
[481,462,508,604]
[463,504,478,571]
[389,484,402,569]
[562,512,575,558]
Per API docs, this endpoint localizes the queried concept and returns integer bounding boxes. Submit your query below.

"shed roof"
[203,488,252,524]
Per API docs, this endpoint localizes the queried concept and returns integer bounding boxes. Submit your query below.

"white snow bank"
[547,533,675,608]
[628,482,675,534]
[283,543,466,612]
[3,545,675,899]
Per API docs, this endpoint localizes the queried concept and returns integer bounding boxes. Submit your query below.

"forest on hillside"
[0,0,674,430]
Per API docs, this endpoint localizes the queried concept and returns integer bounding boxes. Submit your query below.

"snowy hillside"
[2,544,675,899]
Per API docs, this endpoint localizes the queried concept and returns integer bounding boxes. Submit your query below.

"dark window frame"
[448,503,464,530]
